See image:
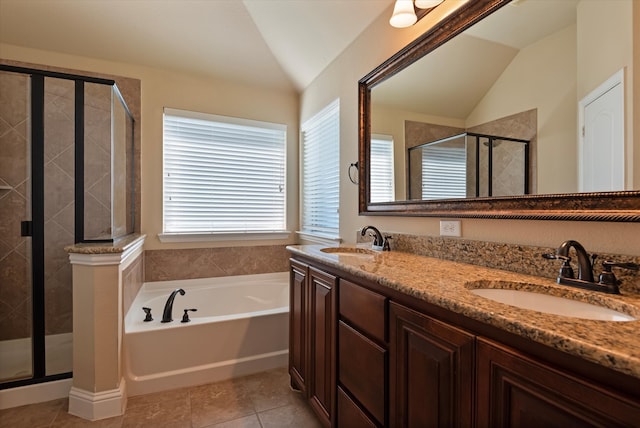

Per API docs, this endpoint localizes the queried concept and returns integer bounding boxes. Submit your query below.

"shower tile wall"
[43,78,75,336]
[0,71,31,341]
[84,83,113,240]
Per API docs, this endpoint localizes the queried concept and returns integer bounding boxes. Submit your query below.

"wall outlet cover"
[440,220,461,237]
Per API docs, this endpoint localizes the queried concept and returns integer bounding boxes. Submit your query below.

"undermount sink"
[320,247,377,258]
[468,285,637,322]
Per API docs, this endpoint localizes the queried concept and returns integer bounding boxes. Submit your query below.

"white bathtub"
[123,272,289,396]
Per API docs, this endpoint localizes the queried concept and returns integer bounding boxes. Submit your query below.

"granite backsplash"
[358,231,640,295]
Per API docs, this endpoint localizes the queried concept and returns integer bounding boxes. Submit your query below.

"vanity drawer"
[339,279,387,343]
[337,386,378,428]
[338,321,386,426]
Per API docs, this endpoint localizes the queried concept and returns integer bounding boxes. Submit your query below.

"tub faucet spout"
[161,288,185,323]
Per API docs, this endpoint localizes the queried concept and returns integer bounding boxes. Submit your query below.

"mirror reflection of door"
[579,69,624,192]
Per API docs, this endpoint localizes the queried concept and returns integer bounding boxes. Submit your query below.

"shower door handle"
[21,221,33,237]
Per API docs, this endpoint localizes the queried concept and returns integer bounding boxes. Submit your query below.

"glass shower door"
[0,70,33,382]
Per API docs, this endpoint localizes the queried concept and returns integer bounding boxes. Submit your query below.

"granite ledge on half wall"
[64,234,146,255]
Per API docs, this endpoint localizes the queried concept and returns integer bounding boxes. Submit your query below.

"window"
[370,134,394,202]
[162,108,287,238]
[301,99,340,239]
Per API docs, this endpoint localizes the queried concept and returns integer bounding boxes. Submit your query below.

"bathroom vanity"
[288,245,640,427]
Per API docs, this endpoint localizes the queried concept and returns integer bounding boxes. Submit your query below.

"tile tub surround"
[358,232,640,294]
[288,244,640,379]
[144,245,290,282]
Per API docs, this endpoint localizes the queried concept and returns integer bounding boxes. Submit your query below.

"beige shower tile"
[0,251,29,307]
[0,129,28,188]
[0,398,65,428]
[0,72,29,128]
[189,378,255,428]
[256,402,322,428]
[44,162,74,221]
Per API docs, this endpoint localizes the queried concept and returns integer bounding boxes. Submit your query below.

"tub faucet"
[161,288,185,323]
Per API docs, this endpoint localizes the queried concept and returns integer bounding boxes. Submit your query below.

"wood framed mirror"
[359,0,640,221]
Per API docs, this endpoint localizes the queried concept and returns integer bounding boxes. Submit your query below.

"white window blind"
[163,108,286,234]
[370,134,394,202]
[301,99,340,238]
[422,144,467,200]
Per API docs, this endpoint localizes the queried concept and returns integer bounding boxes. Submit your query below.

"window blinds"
[422,145,467,200]
[370,135,394,203]
[301,99,340,238]
[163,108,286,234]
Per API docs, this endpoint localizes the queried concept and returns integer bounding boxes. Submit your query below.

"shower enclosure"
[0,65,134,389]
[408,132,530,200]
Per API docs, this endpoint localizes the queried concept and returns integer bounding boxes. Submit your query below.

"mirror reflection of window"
[421,140,467,200]
[370,134,394,202]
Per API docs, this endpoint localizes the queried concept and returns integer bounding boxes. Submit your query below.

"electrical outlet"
[440,220,461,237]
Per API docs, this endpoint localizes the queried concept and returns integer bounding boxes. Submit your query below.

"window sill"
[158,231,291,243]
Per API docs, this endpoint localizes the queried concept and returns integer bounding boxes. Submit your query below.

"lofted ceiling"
[0,0,391,92]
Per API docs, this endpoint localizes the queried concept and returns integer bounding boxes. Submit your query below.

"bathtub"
[123,272,289,396]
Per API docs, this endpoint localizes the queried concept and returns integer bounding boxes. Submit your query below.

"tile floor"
[0,368,322,428]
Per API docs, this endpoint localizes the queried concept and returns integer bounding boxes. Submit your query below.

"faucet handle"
[382,235,392,251]
[142,307,153,322]
[181,308,197,323]
[541,253,574,279]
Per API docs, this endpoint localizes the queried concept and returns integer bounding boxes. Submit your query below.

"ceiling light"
[414,0,444,9]
[389,0,417,28]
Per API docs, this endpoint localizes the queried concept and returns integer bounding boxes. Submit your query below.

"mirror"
[359,0,640,221]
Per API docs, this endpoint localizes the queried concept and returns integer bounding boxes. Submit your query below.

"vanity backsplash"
[358,231,640,294]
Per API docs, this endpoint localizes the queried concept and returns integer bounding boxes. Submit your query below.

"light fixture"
[389,0,417,28]
[389,0,445,28]
[414,0,444,9]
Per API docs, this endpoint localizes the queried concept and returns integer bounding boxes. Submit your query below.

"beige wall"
[0,42,299,253]
[301,0,640,256]
[466,25,577,194]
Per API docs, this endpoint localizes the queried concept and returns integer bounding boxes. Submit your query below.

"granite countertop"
[64,233,146,254]
[287,244,640,379]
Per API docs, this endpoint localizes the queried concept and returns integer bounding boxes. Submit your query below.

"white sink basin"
[320,247,377,258]
[470,288,637,322]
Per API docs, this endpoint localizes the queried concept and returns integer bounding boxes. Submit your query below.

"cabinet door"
[389,302,475,428]
[289,260,308,393]
[308,267,337,427]
[476,337,640,428]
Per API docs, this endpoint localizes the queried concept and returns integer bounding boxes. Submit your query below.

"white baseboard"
[68,380,127,421]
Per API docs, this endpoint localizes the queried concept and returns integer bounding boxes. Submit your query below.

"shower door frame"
[0,65,131,390]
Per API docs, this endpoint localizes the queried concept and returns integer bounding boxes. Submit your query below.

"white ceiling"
[0,0,391,92]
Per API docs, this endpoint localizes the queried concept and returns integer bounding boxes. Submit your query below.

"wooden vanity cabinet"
[476,337,640,428]
[289,257,640,428]
[288,259,337,427]
[389,302,475,428]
